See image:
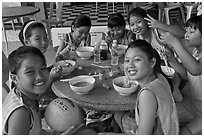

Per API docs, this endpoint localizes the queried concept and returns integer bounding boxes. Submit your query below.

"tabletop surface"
[2,6,40,19]
[52,55,139,111]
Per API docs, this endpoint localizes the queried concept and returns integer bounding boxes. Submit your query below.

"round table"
[2,6,40,55]
[52,56,138,112]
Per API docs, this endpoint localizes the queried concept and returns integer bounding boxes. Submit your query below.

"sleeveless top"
[135,74,179,135]
[187,48,202,116]
[63,32,91,50]
[2,88,42,135]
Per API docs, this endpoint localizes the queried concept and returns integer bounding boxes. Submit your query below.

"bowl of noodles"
[113,76,139,96]
[76,47,94,59]
[54,60,76,75]
[69,75,95,95]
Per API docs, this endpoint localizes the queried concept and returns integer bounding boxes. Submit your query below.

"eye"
[124,59,129,63]
[26,70,34,75]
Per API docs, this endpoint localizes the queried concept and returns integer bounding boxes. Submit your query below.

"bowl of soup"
[54,60,76,75]
[76,47,94,59]
[69,75,95,95]
[113,76,139,96]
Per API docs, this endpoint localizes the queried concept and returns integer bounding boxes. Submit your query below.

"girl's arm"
[166,49,187,79]
[136,90,157,134]
[145,14,186,38]
[7,107,31,134]
[161,33,202,76]
[56,34,68,56]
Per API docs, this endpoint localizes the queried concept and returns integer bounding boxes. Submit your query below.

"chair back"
[48,2,64,22]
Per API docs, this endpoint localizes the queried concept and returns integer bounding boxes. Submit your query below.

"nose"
[35,71,44,80]
[128,59,135,67]
[185,33,189,39]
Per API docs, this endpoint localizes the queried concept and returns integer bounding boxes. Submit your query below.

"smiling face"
[108,26,125,40]
[25,27,49,53]
[129,15,148,36]
[184,26,202,48]
[72,26,91,43]
[14,55,49,97]
[124,47,155,83]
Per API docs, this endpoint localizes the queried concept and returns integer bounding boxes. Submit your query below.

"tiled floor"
[3,2,159,29]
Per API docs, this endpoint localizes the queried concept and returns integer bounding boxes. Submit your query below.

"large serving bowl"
[69,75,95,95]
[117,44,128,57]
[161,66,175,78]
[113,76,139,96]
[76,47,94,59]
[54,60,76,75]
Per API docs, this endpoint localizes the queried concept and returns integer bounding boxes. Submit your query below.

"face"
[14,55,49,97]
[25,27,49,53]
[129,15,148,36]
[185,26,202,47]
[73,26,90,43]
[124,47,155,83]
[108,26,125,40]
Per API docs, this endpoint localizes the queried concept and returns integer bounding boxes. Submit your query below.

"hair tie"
[23,21,43,40]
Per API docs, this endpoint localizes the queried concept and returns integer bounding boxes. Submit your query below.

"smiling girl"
[56,14,91,60]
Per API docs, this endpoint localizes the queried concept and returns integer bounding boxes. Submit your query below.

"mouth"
[35,81,45,86]
[128,70,137,76]
[133,28,141,34]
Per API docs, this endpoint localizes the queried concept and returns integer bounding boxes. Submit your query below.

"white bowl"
[54,60,76,75]
[69,75,95,95]
[117,44,128,56]
[76,47,94,59]
[161,66,175,78]
[113,76,139,96]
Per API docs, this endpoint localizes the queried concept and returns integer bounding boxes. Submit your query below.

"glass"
[111,53,119,66]
[94,49,101,64]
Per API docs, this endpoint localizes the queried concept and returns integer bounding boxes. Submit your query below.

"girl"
[18,21,62,112]
[56,14,92,60]
[100,40,179,135]
[19,21,49,54]
[2,46,49,134]
[160,15,202,135]
[106,12,135,46]
[127,7,186,55]
[2,46,96,135]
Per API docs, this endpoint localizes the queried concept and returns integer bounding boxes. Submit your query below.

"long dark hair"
[108,12,126,28]
[8,46,46,75]
[127,7,148,24]
[185,15,202,34]
[71,14,91,32]
[126,40,173,91]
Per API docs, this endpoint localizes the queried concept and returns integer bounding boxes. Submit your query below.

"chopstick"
[60,74,100,82]
[161,46,171,75]
[91,64,110,69]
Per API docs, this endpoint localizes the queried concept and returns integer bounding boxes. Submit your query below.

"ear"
[23,39,30,46]
[71,25,75,32]
[10,73,19,85]
[151,57,156,68]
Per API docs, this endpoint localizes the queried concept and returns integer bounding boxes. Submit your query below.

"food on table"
[73,81,91,87]
[117,82,138,88]
[61,62,72,68]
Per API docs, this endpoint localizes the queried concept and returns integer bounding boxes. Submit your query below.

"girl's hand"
[144,14,163,29]
[122,112,137,134]
[106,35,113,45]
[49,66,62,80]
[160,32,178,48]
